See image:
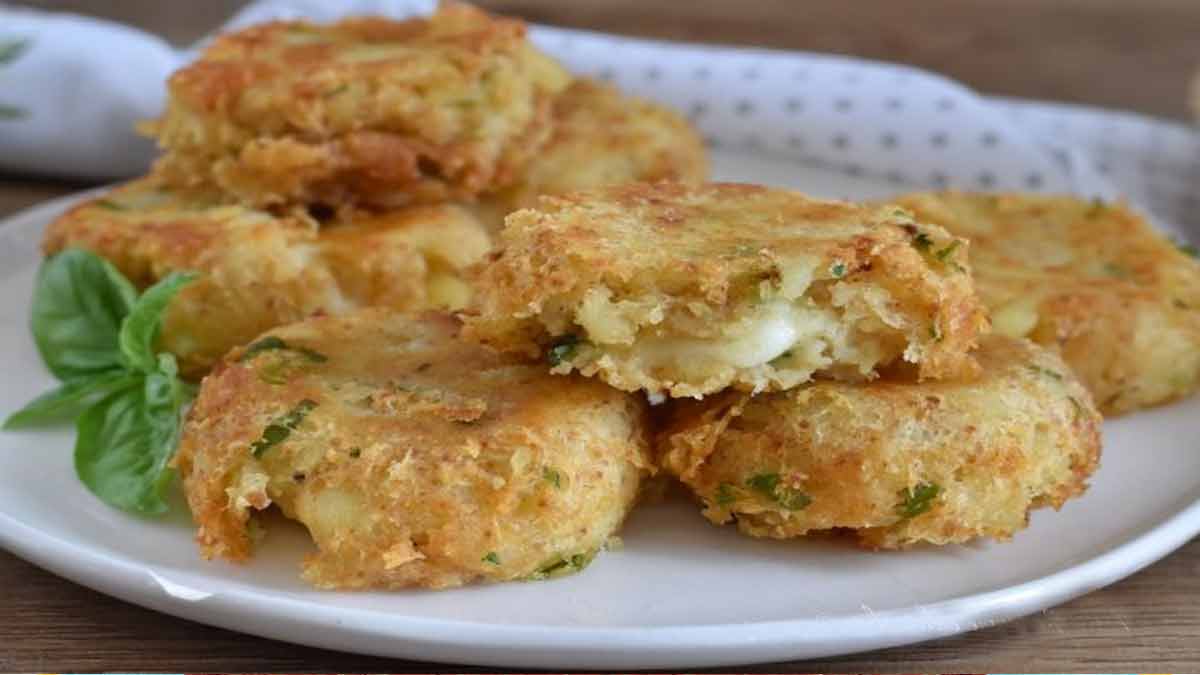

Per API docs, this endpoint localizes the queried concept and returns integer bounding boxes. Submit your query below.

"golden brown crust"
[893,191,1200,415]
[147,3,571,207]
[43,176,491,376]
[466,182,988,398]
[656,335,1101,548]
[175,309,651,589]
[475,79,709,228]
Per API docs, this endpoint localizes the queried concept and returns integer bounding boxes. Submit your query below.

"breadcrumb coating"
[893,191,1200,415]
[175,309,651,589]
[43,176,491,375]
[657,335,1101,548]
[147,2,571,207]
[467,182,988,398]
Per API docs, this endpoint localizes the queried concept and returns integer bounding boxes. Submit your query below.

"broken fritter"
[467,182,989,399]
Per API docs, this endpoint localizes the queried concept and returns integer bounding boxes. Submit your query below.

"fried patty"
[657,335,1101,548]
[42,176,491,376]
[893,192,1200,415]
[466,182,989,399]
[175,309,651,589]
[147,3,571,207]
[474,79,709,228]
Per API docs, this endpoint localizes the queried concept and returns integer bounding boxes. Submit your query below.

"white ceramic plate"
[2,151,1199,669]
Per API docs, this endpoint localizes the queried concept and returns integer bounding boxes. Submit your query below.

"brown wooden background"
[3,1,1199,672]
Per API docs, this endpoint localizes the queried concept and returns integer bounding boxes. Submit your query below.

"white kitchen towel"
[1,0,1197,230]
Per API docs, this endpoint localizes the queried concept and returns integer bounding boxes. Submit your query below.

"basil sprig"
[5,249,197,515]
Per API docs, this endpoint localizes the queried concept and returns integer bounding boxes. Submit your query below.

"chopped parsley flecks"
[547,334,582,367]
[526,551,596,581]
[349,446,362,459]
[935,240,960,262]
[250,399,318,458]
[930,322,943,342]
[769,350,794,366]
[746,472,811,511]
[543,466,563,489]
[1102,262,1129,278]
[715,482,738,507]
[912,231,934,252]
[94,199,127,211]
[898,482,940,519]
[1027,364,1064,381]
[482,551,500,565]
[829,261,847,278]
[240,335,328,363]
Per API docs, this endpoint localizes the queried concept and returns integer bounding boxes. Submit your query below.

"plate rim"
[2,189,1199,669]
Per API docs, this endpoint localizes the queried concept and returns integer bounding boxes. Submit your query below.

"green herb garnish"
[4,249,196,514]
[250,399,318,458]
[240,335,327,363]
[1174,238,1199,258]
[547,334,582,367]
[527,550,596,580]
[746,472,811,511]
[935,240,960,262]
[94,199,128,211]
[829,261,847,278]
[912,232,933,251]
[482,551,500,565]
[543,466,563,489]
[898,482,940,519]
[1102,262,1129,278]
[715,482,738,507]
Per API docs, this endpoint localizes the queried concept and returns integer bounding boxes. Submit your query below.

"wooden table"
[4,1,1200,672]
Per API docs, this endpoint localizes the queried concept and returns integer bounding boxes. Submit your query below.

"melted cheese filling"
[636,300,844,371]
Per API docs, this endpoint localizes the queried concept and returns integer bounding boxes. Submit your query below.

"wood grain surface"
[3,0,1200,672]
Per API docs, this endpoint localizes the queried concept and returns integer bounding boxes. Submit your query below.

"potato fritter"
[893,191,1200,415]
[466,182,989,399]
[175,310,651,590]
[475,79,709,228]
[42,176,491,376]
[147,3,571,208]
[657,335,1101,548]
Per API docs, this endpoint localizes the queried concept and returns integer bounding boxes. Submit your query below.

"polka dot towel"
[224,0,1200,233]
[4,0,1197,234]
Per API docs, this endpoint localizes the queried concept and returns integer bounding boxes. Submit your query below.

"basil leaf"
[3,370,137,429]
[32,249,137,380]
[74,372,186,515]
[118,271,197,373]
[0,39,30,66]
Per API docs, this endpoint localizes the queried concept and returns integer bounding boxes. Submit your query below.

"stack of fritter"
[73,3,1200,592]
[44,2,707,377]
[470,182,1104,550]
